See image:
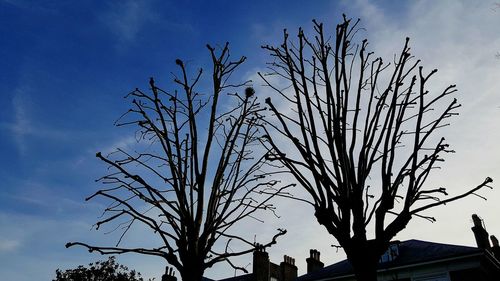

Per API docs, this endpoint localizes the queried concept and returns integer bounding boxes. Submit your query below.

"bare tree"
[67,43,287,281]
[260,16,493,281]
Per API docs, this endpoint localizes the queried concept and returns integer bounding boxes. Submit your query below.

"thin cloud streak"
[11,89,31,154]
[2,90,70,155]
[101,0,156,44]
[99,0,195,51]
[0,238,21,252]
[0,0,59,13]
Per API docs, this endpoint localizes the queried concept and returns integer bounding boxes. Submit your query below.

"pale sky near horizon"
[1,1,500,280]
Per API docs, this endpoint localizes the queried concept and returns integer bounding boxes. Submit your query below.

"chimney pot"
[283,255,294,265]
[280,254,298,281]
[253,244,269,281]
[161,266,177,281]
[472,214,482,227]
[471,214,491,249]
[306,249,324,274]
[491,235,499,247]
[490,235,500,259]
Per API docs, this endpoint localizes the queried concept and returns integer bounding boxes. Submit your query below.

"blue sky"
[1,1,500,280]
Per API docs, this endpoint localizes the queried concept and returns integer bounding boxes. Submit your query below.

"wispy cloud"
[1,0,59,13]
[0,212,107,281]
[98,135,139,156]
[11,88,31,154]
[0,238,20,252]
[100,0,157,44]
[99,0,195,49]
[1,89,69,154]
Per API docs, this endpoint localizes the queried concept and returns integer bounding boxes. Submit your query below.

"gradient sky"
[1,1,500,280]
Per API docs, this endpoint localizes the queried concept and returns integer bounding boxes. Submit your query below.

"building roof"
[216,273,253,281]
[297,239,484,281]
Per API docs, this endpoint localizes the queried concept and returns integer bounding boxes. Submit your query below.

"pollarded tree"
[261,16,493,281]
[67,43,287,281]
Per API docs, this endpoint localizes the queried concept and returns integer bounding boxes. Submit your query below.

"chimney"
[491,235,499,247]
[280,255,298,281]
[471,214,491,249]
[490,235,500,258]
[161,266,177,281]
[253,244,270,281]
[306,249,324,274]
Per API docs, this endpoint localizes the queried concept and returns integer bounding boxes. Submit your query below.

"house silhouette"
[162,214,500,281]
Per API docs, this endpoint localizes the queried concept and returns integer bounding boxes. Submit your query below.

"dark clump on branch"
[245,87,255,98]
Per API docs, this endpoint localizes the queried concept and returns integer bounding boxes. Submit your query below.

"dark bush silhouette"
[53,256,151,281]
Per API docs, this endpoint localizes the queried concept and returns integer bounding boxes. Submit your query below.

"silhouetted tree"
[67,43,287,281]
[53,256,151,281]
[261,16,493,281]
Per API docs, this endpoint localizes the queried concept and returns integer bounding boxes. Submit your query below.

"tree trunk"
[179,263,204,281]
[353,268,378,281]
[348,247,380,281]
